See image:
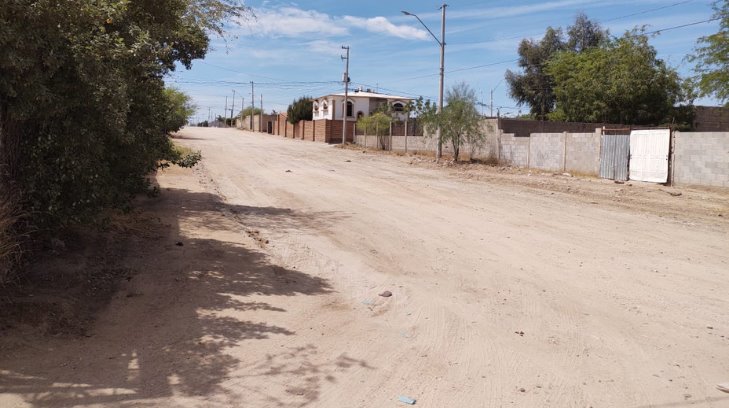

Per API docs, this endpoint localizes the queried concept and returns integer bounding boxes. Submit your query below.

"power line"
[453,0,700,45]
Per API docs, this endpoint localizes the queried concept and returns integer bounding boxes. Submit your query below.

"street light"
[402,3,447,161]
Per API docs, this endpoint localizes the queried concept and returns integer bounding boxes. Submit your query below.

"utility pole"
[208,107,211,123]
[260,94,263,132]
[250,81,255,130]
[224,96,228,127]
[341,45,350,145]
[437,3,446,161]
[240,97,244,129]
[230,90,236,127]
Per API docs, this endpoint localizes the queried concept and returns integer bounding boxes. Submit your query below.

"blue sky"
[166,0,722,122]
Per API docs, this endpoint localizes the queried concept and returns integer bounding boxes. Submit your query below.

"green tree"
[546,30,681,124]
[417,83,483,161]
[163,88,197,132]
[505,14,607,119]
[287,96,313,124]
[0,0,248,232]
[356,112,392,136]
[688,1,729,104]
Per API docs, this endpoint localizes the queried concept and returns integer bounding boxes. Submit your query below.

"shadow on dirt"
[0,176,366,407]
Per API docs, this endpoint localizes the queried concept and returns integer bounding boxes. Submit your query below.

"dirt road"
[2,127,728,407]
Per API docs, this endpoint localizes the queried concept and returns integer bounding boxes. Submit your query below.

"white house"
[312,89,413,123]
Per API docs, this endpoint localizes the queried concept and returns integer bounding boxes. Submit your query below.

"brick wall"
[326,120,355,143]
[673,132,729,187]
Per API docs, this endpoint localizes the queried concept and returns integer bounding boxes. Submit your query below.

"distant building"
[313,88,413,123]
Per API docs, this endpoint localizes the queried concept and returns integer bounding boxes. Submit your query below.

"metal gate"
[629,129,670,183]
[600,134,630,181]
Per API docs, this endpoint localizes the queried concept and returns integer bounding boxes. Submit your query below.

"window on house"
[322,102,328,113]
[346,101,354,117]
[357,111,364,119]
[393,102,404,112]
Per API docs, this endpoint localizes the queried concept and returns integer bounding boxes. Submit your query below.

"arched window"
[392,102,405,112]
[322,101,328,112]
[346,101,354,117]
[313,102,319,114]
[357,111,364,119]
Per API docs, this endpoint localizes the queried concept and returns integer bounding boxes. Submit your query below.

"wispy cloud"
[306,40,346,56]
[343,16,430,40]
[244,7,348,37]
[242,6,428,41]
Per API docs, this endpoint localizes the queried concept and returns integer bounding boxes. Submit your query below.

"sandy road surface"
[2,127,729,407]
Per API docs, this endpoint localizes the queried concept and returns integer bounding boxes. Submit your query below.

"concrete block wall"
[673,132,729,187]
[565,132,601,175]
[391,135,431,154]
[498,134,529,167]
[529,133,564,171]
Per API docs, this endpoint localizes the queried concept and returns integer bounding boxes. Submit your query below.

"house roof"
[318,91,413,101]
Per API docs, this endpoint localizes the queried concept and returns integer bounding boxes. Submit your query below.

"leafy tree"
[567,13,608,52]
[505,14,607,119]
[287,96,313,124]
[238,106,263,117]
[0,0,248,233]
[163,88,197,132]
[417,83,483,161]
[546,30,681,124]
[688,0,729,104]
[356,112,392,136]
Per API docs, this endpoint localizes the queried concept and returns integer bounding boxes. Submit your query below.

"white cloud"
[343,16,430,40]
[242,6,429,41]
[306,40,347,56]
[245,7,348,37]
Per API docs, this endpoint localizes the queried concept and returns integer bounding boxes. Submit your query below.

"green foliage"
[0,197,24,286]
[546,30,681,124]
[416,83,483,161]
[0,0,248,231]
[163,88,197,132]
[689,1,729,104]
[506,14,608,119]
[287,96,313,124]
[238,106,262,117]
[356,112,392,136]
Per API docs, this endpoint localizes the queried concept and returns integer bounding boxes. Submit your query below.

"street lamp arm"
[402,11,442,46]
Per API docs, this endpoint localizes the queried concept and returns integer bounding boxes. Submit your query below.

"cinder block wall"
[530,133,565,171]
[565,132,601,175]
[498,134,529,167]
[673,132,729,187]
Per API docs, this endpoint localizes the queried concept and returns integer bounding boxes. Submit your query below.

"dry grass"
[0,197,24,286]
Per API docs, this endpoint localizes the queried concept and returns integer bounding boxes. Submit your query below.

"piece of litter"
[175,241,184,246]
[398,396,416,405]
[379,290,392,298]
[361,299,374,305]
[285,170,292,173]
[717,383,729,393]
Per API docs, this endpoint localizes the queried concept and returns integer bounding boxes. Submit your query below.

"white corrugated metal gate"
[629,129,671,183]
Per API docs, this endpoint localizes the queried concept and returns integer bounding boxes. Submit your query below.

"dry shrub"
[0,197,23,286]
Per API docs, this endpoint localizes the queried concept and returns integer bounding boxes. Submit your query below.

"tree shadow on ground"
[0,180,367,407]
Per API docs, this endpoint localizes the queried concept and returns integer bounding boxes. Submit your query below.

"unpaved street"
[2,127,729,407]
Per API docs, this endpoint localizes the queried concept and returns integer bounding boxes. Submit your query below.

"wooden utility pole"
[250,81,255,130]
[230,89,236,126]
[341,45,350,145]
[260,94,263,132]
